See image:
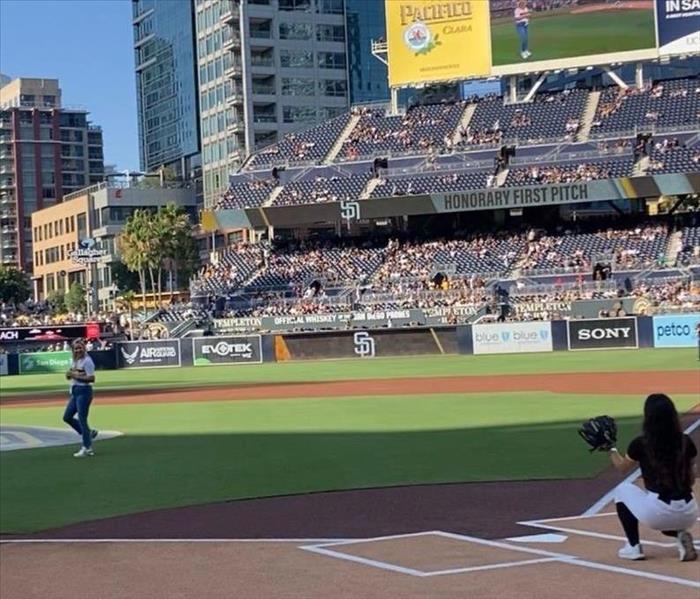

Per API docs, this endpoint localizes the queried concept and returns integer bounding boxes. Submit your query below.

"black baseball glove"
[578,415,617,452]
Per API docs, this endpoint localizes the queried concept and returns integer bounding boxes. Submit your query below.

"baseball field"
[490,4,656,66]
[1,348,699,598]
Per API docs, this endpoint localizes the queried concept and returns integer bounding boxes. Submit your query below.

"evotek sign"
[568,318,638,351]
[472,322,553,355]
[192,336,262,366]
[353,331,376,358]
[117,340,181,368]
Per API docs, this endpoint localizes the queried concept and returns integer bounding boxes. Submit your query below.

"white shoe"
[525,51,532,58]
[677,531,698,562]
[618,543,645,560]
[520,51,527,59]
[73,447,95,458]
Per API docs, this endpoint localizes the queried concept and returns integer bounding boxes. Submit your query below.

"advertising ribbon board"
[656,0,700,56]
[0,323,102,344]
[472,321,553,355]
[386,0,491,86]
[568,317,638,351]
[653,313,700,348]
[192,336,263,366]
[19,351,73,374]
[117,340,181,369]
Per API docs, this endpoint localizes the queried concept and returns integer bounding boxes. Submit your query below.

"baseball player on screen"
[515,0,531,59]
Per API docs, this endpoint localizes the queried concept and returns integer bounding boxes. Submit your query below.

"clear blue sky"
[0,0,139,171]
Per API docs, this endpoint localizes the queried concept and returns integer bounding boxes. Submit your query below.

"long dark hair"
[642,394,689,491]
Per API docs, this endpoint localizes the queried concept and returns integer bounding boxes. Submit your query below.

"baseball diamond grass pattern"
[491,10,655,66]
[0,349,697,533]
[1,348,695,397]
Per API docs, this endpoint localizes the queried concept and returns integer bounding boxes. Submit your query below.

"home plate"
[0,425,123,451]
[506,533,569,543]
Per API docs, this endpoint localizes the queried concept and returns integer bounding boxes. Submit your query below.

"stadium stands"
[678,225,700,265]
[273,173,372,206]
[505,156,634,186]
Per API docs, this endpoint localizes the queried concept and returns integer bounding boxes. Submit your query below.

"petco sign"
[192,335,262,366]
[568,318,638,351]
[118,340,181,368]
[472,322,553,355]
[653,313,700,348]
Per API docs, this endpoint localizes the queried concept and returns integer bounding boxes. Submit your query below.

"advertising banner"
[657,0,700,55]
[192,336,263,366]
[117,340,181,369]
[490,0,656,71]
[386,0,491,87]
[568,317,638,350]
[0,323,102,344]
[653,313,700,348]
[0,353,7,376]
[19,351,72,374]
[472,321,553,354]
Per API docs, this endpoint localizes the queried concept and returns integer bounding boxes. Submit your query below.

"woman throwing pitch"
[610,394,697,561]
[63,338,98,458]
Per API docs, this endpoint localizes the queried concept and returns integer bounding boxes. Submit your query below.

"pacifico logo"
[399,2,472,26]
[577,327,631,341]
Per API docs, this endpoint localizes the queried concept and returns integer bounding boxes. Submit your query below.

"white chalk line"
[0,537,356,545]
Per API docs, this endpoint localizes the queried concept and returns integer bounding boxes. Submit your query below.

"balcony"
[252,84,275,96]
[220,1,239,23]
[0,179,14,189]
[222,34,241,51]
[226,88,244,105]
[1,254,18,265]
[252,114,276,125]
[227,120,245,134]
[0,164,13,175]
[224,62,243,78]
[250,55,274,68]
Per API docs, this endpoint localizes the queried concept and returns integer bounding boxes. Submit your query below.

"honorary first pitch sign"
[192,335,262,366]
[386,0,490,86]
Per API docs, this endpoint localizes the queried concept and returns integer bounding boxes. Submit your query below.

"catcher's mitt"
[578,415,617,452]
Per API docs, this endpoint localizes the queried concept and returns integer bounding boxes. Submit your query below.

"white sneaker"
[73,447,95,458]
[618,543,645,560]
[525,50,532,58]
[677,531,698,562]
[520,51,527,59]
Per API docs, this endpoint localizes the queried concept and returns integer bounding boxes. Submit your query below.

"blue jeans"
[63,386,93,448]
[516,22,529,54]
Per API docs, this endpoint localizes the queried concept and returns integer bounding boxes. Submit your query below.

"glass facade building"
[345,0,388,105]
[133,0,200,176]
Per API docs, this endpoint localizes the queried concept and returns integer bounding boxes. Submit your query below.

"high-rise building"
[194,0,351,206]
[132,0,201,182]
[345,0,388,105]
[0,78,104,272]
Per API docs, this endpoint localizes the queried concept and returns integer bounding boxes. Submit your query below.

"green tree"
[46,290,66,313]
[119,208,155,313]
[158,204,197,303]
[116,290,137,340]
[65,282,86,313]
[0,266,31,305]
[110,260,141,293]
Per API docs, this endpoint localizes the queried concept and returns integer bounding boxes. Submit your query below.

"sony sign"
[568,318,638,351]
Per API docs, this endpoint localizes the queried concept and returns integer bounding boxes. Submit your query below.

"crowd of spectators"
[507,160,626,186]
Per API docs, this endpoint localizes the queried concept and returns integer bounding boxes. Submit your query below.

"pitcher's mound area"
[0,426,122,452]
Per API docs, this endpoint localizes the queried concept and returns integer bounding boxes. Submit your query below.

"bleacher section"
[678,225,700,265]
[338,102,467,160]
[192,244,263,295]
[648,143,700,175]
[273,173,372,206]
[466,89,588,145]
[370,170,490,197]
[590,78,700,137]
[244,114,351,170]
[505,156,634,186]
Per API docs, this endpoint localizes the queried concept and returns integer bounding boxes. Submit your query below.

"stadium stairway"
[495,168,509,187]
[263,185,284,207]
[633,155,650,176]
[452,103,477,146]
[666,230,684,266]
[576,90,601,142]
[361,177,383,198]
[324,113,362,164]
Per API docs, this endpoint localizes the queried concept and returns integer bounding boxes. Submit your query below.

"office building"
[345,0,388,105]
[132,0,202,213]
[0,78,104,271]
[194,0,351,205]
[31,178,196,309]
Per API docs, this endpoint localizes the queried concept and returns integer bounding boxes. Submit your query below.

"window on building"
[279,23,313,40]
[280,49,313,68]
[77,213,87,239]
[317,24,345,42]
[281,77,316,96]
[319,79,347,97]
[318,52,345,69]
[282,106,317,123]
[39,127,53,141]
[279,0,311,10]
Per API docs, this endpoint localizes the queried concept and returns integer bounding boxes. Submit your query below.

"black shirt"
[627,434,697,501]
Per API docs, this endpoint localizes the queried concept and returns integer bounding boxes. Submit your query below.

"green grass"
[2,392,697,533]
[491,10,655,66]
[2,348,695,398]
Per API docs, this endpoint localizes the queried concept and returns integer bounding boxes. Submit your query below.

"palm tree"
[116,290,137,340]
[119,209,153,317]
